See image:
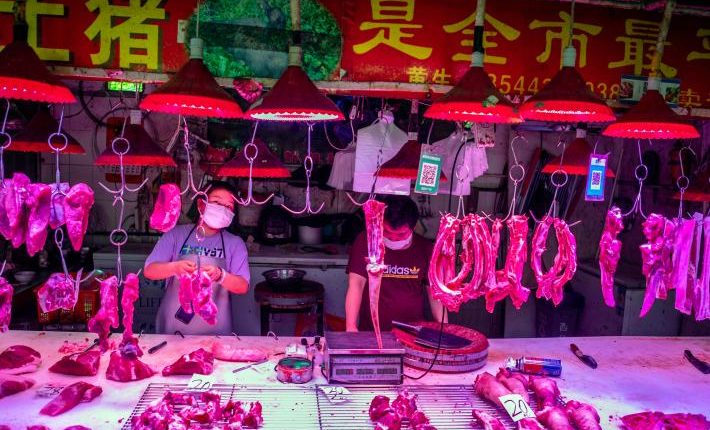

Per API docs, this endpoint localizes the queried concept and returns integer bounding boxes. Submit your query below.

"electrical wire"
[404,307,446,380]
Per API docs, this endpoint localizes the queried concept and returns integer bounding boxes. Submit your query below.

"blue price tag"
[585,154,608,201]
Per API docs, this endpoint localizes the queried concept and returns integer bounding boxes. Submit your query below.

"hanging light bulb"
[424,0,519,123]
[245,0,343,122]
[519,1,614,123]
[0,2,75,104]
[542,127,615,177]
[95,123,176,167]
[603,0,698,139]
[8,110,84,154]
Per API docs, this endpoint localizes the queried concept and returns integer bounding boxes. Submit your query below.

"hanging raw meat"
[694,217,710,321]
[0,173,31,248]
[496,367,530,403]
[178,270,217,326]
[121,273,140,341]
[87,276,119,352]
[49,350,101,376]
[37,272,80,313]
[429,214,464,312]
[0,345,41,374]
[469,216,499,301]
[364,199,387,349]
[472,410,506,430]
[0,276,12,332]
[49,182,69,229]
[0,374,34,399]
[474,372,512,407]
[564,400,602,430]
[598,207,624,307]
[639,214,676,317]
[672,219,696,315]
[39,381,102,416]
[0,181,10,239]
[536,406,574,430]
[162,348,214,376]
[448,214,475,300]
[63,183,94,251]
[24,183,51,256]
[532,217,577,306]
[529,376,560,410]
[106,350,155,382]
[149,183,181,233]
[487,215,530,312]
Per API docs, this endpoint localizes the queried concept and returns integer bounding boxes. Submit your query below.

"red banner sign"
[0,0,708,109]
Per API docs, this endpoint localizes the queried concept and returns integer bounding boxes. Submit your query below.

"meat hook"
[0,99,12,184]
[235,121,274,206]
[282,123,325,215]
[621,139,650,220]
[675,144,696,221]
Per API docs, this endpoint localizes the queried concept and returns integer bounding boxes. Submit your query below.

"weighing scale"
[324,331,405,385]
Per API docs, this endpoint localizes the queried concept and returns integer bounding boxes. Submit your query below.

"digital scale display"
[325,331,405,385]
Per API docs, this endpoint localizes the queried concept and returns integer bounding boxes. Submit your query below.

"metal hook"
[676,144,696,220]
[235,121,274,206]
[281,123,324,215]
[345,192,368,207]
[0,260,6,277]
[621,139,648,220]
[178,117,205,199]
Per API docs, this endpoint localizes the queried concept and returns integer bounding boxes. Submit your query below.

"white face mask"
[384,233,413,250]
[202,202,234,229]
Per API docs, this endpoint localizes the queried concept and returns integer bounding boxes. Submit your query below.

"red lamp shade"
[520,67,615,123]
[0,23,75,104]
[603,89,699,140]
[246,65,343,122]
[378,140,447,181]
[217,138,290,178]
[425,66,520,124]
[673,188,710,203]
[8,110,84,154]
[542,137,615,177]
[140,39,243,118]
[94,124,176,167]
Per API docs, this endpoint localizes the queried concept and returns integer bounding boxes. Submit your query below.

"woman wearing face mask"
[144,181,250,335]
[345,195,446,332]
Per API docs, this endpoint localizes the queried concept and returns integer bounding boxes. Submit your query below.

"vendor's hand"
[171,261,196,276]
[203,265,223,283]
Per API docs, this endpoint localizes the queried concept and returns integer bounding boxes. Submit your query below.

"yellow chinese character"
[432,68,451,85]
[608,19,676,77]
[406,66,428,83]
[528,12,601,68]
[443,12,520,65]
[678,88,702,108]
[85,0,167,70]
[0,0,69,61]
[687,29,710,62]
[353,0,432,60]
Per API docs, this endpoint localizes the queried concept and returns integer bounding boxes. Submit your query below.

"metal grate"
[315,385,534,430]
[124,383,532,429]
[122,383,320,430]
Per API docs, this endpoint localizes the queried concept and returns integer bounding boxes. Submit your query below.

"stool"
[254,280,324,336]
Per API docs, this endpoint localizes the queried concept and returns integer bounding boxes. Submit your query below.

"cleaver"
[391,321,471,349]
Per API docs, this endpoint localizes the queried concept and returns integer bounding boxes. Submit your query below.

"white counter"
[0,331,708,429]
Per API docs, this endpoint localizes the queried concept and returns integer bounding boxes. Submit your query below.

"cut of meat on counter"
[0,276,12,333]
[472,410,506,430]
[0,345,41,374]
[528,376,561,410]
[0,373,34,399]
[536,406,574,430]
[564,400,602,430]
[211,340,267,362]
[49,350,101,377]
[39,381,102,416]
[2,426,92,430]
[474,372,512,408]
[105,349,155,382]
[496,368,530,403]
[517,418,546,430]
[162,348,215,376]
[367,391,436,430]
[621,411,710,430]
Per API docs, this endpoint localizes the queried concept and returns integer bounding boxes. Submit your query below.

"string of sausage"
[363,199,387,349]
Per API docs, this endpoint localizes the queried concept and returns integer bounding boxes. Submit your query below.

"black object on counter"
[391,321,471,349]
[684,349,710,374]
[570,343,598,369]
[148,341,167,354]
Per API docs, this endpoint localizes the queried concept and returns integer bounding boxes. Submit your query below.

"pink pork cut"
[672,219,696,315]
[369,395,391,421]
[212,341,267,362]
[0,373,34,399]
[24,182,51,256]
[149,183,181,233]
[532,217,577,307]
[564,400,601,430]
[390,390,418,419]
[474,372,512,408]
[39,381,102,416]
[364,199,387,349]
[621,411,709,430]
[1,173,31,248]
[599,207,624,307]
[63,183,94,251]
[640,214,676,317]
[87,276,119,352]
[529,376,560,410]
[162,348,214,376]
[121,273,140,341]
[537,406,574,430]
[695,217,710,321]
[472,410,506,430]
[0,276,12,332]
[487,215,531,312]
[518,418,546,430]
[429,214,464,312]
[37,272,79,313]
[49,182,70,229]
[49,350,101,377]
[0,345,41,374]
[106,350,155,382]
[496,367,530,403]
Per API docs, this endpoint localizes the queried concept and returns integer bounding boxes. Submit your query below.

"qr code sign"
[420,162,438,186]
[590,171,602,189]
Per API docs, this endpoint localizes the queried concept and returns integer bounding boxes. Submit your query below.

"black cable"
[404,307,446,380]
[447,137,468,213]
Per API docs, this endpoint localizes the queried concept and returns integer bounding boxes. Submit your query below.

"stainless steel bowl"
[262,269,306,288]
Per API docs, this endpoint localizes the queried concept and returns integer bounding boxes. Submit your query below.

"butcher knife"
[570,343,598,369]
[391,321,471,349]
[684,350,710,374]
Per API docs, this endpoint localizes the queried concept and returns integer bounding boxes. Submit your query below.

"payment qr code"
[591,171,602,187]
[420,162,438,186]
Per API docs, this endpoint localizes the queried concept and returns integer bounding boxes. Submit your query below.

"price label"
[498,394,536,422]
[319,385,351,404]
[187,374,216,392]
